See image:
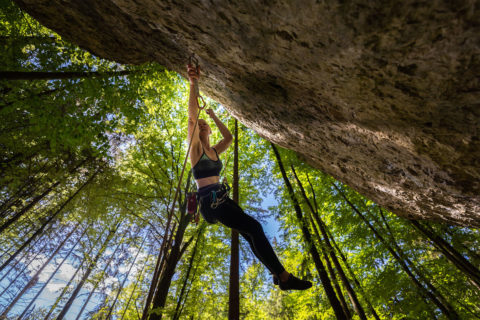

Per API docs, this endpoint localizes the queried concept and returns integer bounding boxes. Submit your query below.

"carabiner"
[188,53,199,68]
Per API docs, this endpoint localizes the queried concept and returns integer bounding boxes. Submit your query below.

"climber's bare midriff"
[196,176,220,189]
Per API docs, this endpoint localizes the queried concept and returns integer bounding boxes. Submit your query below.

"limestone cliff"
[14,0,480,227]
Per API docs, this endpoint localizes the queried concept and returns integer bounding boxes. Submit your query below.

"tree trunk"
[0,241,19,262]
[120,244,155,320]
[324,225,381,320]
[147,174,193,320]
[142,215,178,320]
[147,219,191,319]
[0,180,61,234]
[0,168,99,272]
[376,209,461,317]
[74,230,129,320]
[410,219,480,289]
[0,157,91,234]
[0,218,55,274]
[442,227,480,263]
[141,243,166,320]
[0,223,79,318]
[229,119,240,320]
[105,233,148,320]
[270,143,347,319]
[91,266,122,320]
[55,221,120,320]
[152,115,197,306]
[44,226,106,320]
[18,223,90,319]
[172,226,204,320]
[310,215,352,319]
[0,70,134,81]
[291,166,366,320]
[332,183,460,319]
[0,158,50,217]
[0,243,33,283]
[142,140,192,319]
[0,240,50,298]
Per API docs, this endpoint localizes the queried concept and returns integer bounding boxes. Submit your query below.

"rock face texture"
[15,0,480,227]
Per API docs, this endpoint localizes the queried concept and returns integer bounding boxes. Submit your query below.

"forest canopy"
[0,1,479,319]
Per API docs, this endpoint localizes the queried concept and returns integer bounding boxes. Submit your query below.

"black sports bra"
[192,147,223,179]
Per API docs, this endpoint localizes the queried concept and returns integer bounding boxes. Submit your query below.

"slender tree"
[105,232,148,319]
[120,244,155,320]
[0,180,61,234]
[172,224,205,320]
[0,157,91,233]
[291,166,367,320]
[17,222,90,319]
[74,230,129,320]
[0,238,50,298]
[0,222,79,318]
[332,182,460,319]
[0,241,36,283]
[0,168,100,273]
[310,214,352,319]
[323,221,381,320]
[409,219,480,289]
[55,221,120,320]
[375,209,463,316]
[229,118,240,320]
[44,226,108,320]
[0,221,55,274]
[146,172,195,320]
[270,143,346,319]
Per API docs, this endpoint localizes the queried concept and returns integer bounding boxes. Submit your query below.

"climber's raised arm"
[187,64,201,143]
[205,108,232,154]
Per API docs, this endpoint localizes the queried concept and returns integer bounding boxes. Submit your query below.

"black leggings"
[198,183,285,276]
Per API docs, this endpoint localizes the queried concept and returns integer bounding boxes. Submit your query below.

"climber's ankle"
[279,270,290,282]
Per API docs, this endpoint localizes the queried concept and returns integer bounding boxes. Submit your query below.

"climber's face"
[198,119,212,137]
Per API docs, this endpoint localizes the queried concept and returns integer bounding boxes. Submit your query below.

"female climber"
[186,64,312,291]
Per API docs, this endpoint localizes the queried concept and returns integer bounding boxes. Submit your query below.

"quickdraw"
[188,53,206,110]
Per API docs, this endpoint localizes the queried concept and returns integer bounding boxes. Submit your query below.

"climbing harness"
[209,182,231,209]
[191,182,231,224]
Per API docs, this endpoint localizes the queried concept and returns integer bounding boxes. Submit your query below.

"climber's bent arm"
[210,112,232,154]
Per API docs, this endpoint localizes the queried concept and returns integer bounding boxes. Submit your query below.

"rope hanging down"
[159,54,205,258]
[144,54,206,317]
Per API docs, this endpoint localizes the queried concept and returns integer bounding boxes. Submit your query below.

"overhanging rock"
[15,0,480,227]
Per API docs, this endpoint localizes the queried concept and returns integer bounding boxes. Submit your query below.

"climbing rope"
[162,54,205,239]
[142,54,210,317]
[188,54,206,109]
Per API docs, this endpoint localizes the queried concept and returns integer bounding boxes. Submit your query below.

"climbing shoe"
[277,274,312,291]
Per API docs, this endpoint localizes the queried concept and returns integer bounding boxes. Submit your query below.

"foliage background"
[0,1,479,319]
